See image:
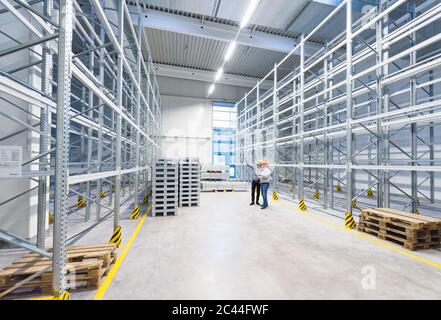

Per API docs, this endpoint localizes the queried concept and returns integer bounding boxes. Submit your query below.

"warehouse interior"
[1,0,441,301]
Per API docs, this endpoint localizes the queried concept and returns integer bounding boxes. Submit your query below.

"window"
[212,101,236,165]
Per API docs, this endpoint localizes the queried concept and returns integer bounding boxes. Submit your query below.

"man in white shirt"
[256,160,272,209]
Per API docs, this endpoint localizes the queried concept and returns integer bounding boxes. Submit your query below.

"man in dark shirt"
[246,160,263,206]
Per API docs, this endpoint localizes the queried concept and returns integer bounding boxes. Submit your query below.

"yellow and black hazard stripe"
[100,191,106,199]
[336,184,342,192]
[312,190,320,200]
[52,291,70,300]
[109,226,122,248]
[112,185,115,192]
[272,191,279,201]
[415,208,420,215]
[129,205,141,220]
[367,188,374,198]
[77,196,86,208]
[149,190,152,197]
[141,195,149,206]
[48,211,54,224]
[299,199,307,211]
[345,212,356,229]
[60,291,70,300]
[352,199,357,208]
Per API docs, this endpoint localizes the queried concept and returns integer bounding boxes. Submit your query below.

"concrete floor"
[75,191,441,300]
[3,191,441,299]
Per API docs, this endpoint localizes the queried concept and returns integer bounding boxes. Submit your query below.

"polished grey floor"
[89,191,441,300]
[3,191,441,299]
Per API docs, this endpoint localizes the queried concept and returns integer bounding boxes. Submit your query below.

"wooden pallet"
[21,243,117,268]
[0,243,117,297]
[359,214,440,241]
[359,208,441,251]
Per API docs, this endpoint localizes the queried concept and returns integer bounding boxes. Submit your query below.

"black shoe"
[256,202,261,206]
[261,206,268,209]
[249,202,254,206]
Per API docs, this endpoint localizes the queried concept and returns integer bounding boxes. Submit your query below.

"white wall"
[162,95,213,164]
[157,76,250,101]
[159,76,250,164]
[0,12,45,241]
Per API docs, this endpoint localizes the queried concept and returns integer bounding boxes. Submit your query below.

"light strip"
[240,0,260,29]
[224,41,237,61]
[208,0,260,96]
[215,67,224,81]
[208,84,215,95]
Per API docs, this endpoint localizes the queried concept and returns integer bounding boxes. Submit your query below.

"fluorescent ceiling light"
[224,41,237,61]
[215,67,224,81]
[208,84,215,95]
[240,0,259,29]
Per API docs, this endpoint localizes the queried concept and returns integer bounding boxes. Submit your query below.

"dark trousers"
[251,179,261,204]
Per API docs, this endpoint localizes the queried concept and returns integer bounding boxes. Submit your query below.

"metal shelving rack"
[236,0,441,218]
[0,0,161,297]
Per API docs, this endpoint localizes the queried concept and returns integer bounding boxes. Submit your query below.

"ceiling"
[146,28,298,79]
[142,0,312,30]
[135,0,353,86]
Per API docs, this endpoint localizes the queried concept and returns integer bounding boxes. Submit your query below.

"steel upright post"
[96,24,105,220]
[256,81,261,162]
[298,34,305,203]
[273,63,278,191]
[329,50,334,209]
[382,0,390,208]
[429,70,434,203]
[345,0,354,215]
[243,93,248,181]
[409,3,418,214]
[85,34,94,222]
[53,0,73,296]
[292,74,297,198]
[323,43,329,209]
[114,0,124,230]
[134,15,142,206]
[145,56,150,198]
[37,0,53,249]
[376,2,384,208]
[109,76,116,207]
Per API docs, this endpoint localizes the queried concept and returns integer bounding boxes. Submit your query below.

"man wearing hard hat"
[246,160,263,206]
[256,160,272,209]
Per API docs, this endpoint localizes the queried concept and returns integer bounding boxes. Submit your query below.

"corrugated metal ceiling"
[136,1,325,41]
[145,28,298,79]
[140,0,313,30]
[138,0,332,81]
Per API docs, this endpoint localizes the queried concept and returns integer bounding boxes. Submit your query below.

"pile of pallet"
[0,243,117,297]
[201,181,248,192]
[201,164,228,181]
[152,159,179,216]
[358,208,441,251]
[178,158,200,207]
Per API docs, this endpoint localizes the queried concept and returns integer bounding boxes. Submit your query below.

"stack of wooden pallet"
[359,208,441,251]
[0,243,117,297]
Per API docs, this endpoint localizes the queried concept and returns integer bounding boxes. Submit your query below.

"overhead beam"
[153,63,273,89]
[130,8,322,56]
